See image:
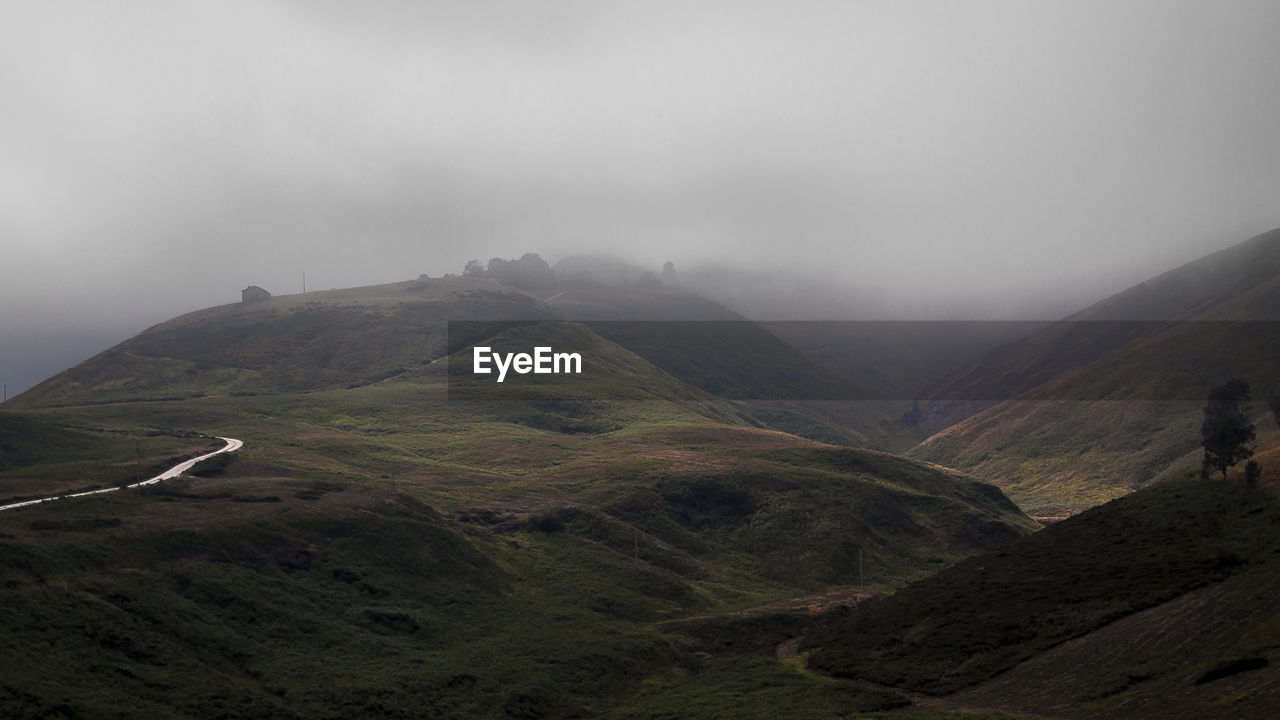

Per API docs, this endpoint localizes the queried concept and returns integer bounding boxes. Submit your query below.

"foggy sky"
[5,1,1280,396]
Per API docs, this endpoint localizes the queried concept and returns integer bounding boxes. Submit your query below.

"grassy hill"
[14,277,557,406]
[952,564,1280,719]
[910,228,1280,514]
[13,270,947,462]
[9,242,1280,717]
[0,280,1037,718]
[799,474,1280,718]
[15,275,874,412]
[0,392,1034,717]
[0,411,228,505]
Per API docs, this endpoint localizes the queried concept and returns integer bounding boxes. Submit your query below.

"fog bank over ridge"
[5,1,1280,394]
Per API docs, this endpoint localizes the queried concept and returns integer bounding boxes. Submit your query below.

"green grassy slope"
[0,302,1036,718]
[0,402,1032,717]
[13,277,556,406]
[0,486,690,719]
[14,276,882,428]
[0,410,225,504]
[800,475,1280,715]
[951,564,1280,719]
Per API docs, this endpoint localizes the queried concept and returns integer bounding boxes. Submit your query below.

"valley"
[3,235,1280,718]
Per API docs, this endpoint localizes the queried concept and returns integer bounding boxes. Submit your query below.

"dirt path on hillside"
[775,615,1067,720]
[776,636,1065,720]
[0,437,243,512]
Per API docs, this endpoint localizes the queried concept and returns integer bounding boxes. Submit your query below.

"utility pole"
[303,271,306,294]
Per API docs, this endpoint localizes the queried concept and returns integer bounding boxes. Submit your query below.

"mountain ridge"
[909,227,1280,513]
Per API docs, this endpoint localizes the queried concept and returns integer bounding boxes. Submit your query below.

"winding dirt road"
[0,436,243,512]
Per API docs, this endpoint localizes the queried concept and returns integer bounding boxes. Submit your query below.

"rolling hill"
[14,269,938,454]
[798,473,1280,718]
[13,231,1278,717]
[910,228,1280,514]
[0,273,1037,718]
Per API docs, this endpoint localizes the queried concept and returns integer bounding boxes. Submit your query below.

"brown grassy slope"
[910,228,1280,513]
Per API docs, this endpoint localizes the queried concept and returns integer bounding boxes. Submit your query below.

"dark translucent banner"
[446,321,1280,402]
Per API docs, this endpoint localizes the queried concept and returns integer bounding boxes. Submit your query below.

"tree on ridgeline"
[488,253,558,291]
[661,261,676,284]
[1201,378,1255,481]
[461,254,558,290]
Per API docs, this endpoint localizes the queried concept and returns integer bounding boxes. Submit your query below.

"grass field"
[0,352,1035,718]
[13,270,1274,718]
[800,474,1280,717]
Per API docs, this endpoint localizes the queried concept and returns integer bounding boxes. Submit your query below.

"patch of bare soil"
[1029,514,1074,525]
[731,587,878,620]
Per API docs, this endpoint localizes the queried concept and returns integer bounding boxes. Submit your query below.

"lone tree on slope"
[1201,378,1255,481]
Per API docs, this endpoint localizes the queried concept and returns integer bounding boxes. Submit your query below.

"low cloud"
[4,1,1280,393]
